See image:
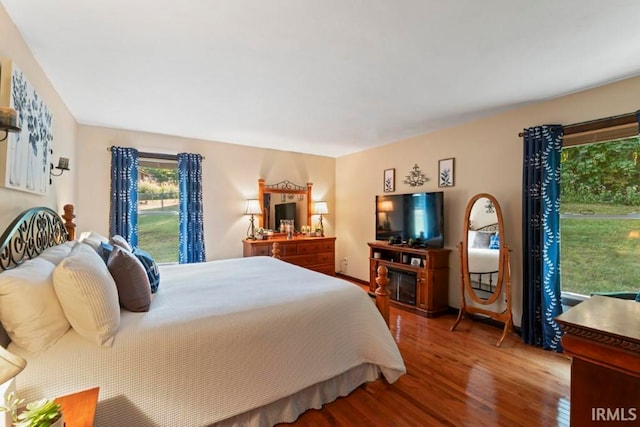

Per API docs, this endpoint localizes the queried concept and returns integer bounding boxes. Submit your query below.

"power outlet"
[339,257,348,274]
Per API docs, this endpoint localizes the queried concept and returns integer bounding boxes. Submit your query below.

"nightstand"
[54,387,99,427]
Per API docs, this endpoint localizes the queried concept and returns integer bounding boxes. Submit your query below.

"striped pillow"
[53,243,120,346]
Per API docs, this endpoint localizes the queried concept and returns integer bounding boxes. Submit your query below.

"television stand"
[368,242,450,317]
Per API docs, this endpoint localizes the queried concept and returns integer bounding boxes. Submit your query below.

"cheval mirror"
[257,179,313,231]
[450,193,514,346]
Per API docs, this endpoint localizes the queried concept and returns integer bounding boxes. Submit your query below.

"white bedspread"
[467,248,499,274]
[10,256,405,426]
[468,248,500,289]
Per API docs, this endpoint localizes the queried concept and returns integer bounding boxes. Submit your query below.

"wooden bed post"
[271,241,281,259]
[375,265,390,327]
[62,204,76,241]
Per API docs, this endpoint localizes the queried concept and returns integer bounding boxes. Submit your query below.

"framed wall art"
[383,168,395,193]
[0,58,53,195]
[438,158,455,187]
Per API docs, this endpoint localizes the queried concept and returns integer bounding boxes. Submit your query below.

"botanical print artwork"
[438,158,455,187]
[1,60,53,194]
[384,168,395,192]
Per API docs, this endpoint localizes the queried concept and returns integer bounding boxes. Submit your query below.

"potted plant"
[1,392,63,427]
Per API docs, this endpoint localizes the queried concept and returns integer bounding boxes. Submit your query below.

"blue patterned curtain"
[109,146,139,247]
[177,153,206,263]
[521,125,564,351]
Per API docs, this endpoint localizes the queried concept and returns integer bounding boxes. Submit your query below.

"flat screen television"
[375,192,444,248]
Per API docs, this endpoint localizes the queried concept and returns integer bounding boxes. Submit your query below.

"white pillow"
[0,258,70,354]
[53,243,120,346]
[38,241,76,265]
[109,235,132,252]
[78,231,109,252]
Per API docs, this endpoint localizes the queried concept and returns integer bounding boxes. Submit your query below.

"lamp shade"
[56,157,70,171]
[313,201,329,215]
[245,199,262,215]
[378,200,394,212]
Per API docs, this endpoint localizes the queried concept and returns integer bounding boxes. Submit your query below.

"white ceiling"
[3,1,640,158]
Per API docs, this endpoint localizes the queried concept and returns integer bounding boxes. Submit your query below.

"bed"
[0,206,405,426]
[467,247,499,294]
[466,229,500,298]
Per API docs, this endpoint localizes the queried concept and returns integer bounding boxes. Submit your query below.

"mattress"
[10,256,405,426]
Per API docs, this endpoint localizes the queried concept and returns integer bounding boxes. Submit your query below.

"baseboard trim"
[336,273,368,286]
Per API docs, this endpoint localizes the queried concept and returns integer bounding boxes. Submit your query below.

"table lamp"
[313,201,329,237]
[245,199,262,240]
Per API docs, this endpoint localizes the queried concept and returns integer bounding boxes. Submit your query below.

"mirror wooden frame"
[257,179,313,229]
[450,193,514,347]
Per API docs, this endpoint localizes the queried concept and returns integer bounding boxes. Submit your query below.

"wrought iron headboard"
[0,206,72,271]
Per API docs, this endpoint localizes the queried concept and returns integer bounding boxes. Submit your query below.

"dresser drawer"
[318,241,335,252]
[297,242,323,254]
[252,245,270,256]
[316,252,334,265]
[278,243,298,256]
[287,254,318,267]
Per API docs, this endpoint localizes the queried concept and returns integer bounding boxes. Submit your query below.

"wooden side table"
[555,296,640,425]
[54,387,99,427]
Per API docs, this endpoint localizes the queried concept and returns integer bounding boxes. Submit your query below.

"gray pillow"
[107,246,151,312]
[472,231,493,249]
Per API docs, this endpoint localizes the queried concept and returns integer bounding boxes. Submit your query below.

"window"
[137,157,179,263]
[560,134,640,299]
[412,193,426,237]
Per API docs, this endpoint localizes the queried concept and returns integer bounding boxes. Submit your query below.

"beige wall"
[336,75,640,326]
[0,4,77,230]
[76,125,335,260]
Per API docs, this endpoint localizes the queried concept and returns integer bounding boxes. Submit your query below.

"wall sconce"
[313,201,329,237]
[49,157,70,184]
[0,106,21,142]
[245,199,262,240]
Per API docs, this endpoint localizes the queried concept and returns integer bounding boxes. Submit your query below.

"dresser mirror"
[450,193,514,346]
[258,179,313,230]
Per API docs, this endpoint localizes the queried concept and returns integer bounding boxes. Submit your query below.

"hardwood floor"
[285,301,571,426]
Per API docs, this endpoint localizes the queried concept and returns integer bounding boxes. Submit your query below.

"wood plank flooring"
[284,298,571,426]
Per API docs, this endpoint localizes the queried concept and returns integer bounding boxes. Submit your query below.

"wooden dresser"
[555,296,640,425]
[243,236,336,276]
